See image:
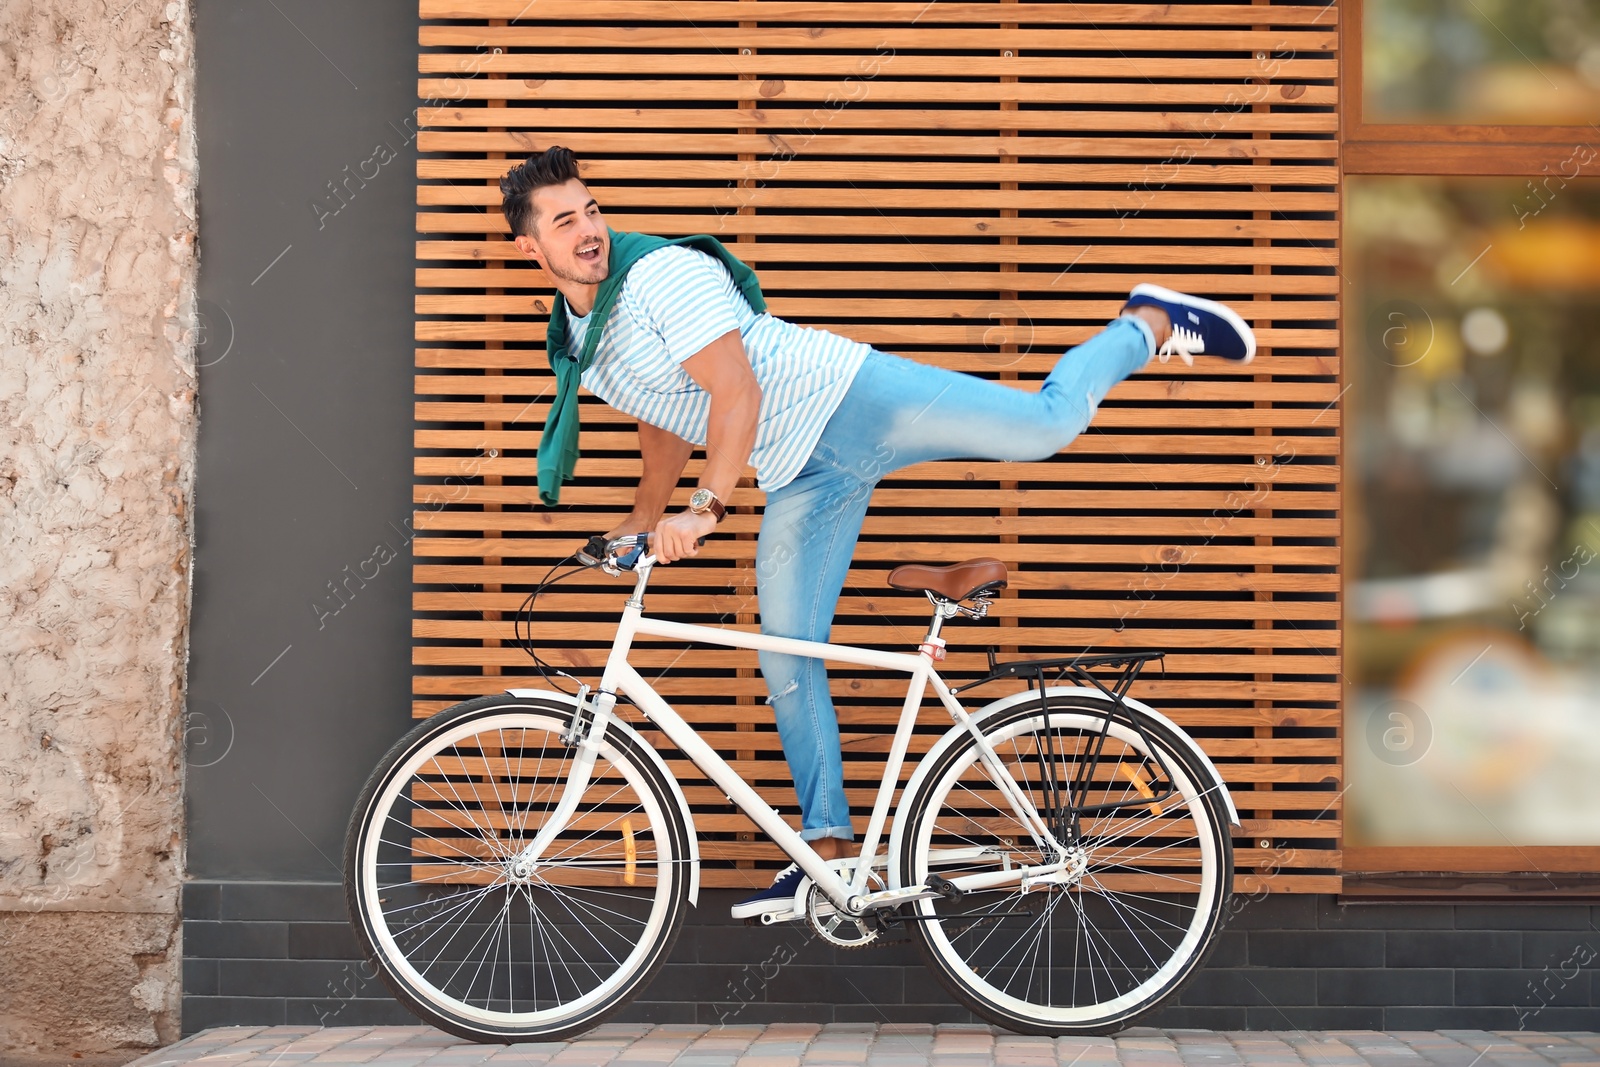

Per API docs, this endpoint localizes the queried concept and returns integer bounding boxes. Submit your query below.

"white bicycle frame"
[511,552,1077,916]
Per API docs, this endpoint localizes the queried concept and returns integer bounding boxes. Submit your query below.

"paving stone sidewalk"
[125,1025,1600,1067]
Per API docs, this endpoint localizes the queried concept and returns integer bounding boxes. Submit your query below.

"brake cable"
[511,552,590,695]
[512,534,657,695]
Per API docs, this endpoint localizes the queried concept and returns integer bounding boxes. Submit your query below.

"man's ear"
[513,233,541,262]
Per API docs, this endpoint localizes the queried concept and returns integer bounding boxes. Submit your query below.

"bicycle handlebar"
[576,532,707,574]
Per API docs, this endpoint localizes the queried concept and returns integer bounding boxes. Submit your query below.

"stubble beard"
[548,258,609,286]
[536,232,609,286]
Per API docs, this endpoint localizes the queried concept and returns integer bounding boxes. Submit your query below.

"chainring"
[803,865,886,949]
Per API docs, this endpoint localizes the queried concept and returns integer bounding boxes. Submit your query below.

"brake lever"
[576,534,610,568]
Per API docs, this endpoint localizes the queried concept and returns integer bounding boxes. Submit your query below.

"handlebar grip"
[641,532,708,548]
[618,532,708,571]
[616,532,708,550]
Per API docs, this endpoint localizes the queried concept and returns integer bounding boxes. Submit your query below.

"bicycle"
[344,533,1238,1042]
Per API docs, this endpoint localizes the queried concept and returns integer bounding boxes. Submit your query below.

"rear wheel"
[897,696,1232,1034]
[344,695,689,1042]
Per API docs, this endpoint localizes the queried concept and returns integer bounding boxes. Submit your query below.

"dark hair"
[499,147,583,238]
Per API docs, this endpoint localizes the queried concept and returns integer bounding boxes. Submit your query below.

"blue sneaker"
[731,864,805,919]
[1123,283,1257,364]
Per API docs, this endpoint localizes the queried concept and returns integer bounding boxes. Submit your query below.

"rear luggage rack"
[951,649,1165,703]
[952,649,1176,825]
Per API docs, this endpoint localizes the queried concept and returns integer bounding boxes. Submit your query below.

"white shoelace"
[1155,324,1204,365]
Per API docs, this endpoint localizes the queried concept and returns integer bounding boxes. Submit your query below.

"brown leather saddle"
[886,557,1009,603]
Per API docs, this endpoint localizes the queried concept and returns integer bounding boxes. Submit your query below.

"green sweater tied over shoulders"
[537,229,767,507]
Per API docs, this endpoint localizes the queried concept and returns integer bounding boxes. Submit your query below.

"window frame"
[1344,0,1600,171]
[1339,0,1600,888]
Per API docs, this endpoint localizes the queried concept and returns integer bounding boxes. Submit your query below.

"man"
[500,146,1256,918]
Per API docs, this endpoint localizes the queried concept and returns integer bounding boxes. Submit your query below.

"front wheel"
[897,695,1233,1035]
[344,694,690,1042]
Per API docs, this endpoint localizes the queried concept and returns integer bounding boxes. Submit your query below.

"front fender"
[505,688,701,907]
[888,685,1240,888]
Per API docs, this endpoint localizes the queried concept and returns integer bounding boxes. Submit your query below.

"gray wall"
[189,0,421,881]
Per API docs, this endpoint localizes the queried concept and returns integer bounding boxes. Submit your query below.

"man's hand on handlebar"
[604,512,659,541]
[579,522,713,574]
[652,509,717,563]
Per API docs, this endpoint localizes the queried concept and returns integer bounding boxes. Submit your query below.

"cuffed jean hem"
[1118,311,1157,357]
[800,825,855,842]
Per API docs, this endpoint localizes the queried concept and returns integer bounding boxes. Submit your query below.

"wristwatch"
[687,487,726,522]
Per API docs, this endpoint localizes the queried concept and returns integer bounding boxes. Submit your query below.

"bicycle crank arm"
[844,883,953,913]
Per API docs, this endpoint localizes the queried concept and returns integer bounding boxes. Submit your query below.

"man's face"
[514,179,609,285]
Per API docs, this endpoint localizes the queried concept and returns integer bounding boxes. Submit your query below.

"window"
[1365,0,1600,124]
[1343,0,1600,887]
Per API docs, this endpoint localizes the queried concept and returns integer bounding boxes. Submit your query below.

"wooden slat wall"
[414,0,1342,893]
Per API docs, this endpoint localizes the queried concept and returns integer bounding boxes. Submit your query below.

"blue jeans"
[754,314,1155,840]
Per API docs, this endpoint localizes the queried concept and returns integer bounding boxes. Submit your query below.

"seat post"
[916,604,953,662]
[923,593,957,642]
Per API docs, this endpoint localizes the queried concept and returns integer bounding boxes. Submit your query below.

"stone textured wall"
[0,0,196,1059]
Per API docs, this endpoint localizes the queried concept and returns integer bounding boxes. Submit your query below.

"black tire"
[344,694,690,1042]
[897,695,1233,1035]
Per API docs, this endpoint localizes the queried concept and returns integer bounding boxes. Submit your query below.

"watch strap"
[691,490,727,522]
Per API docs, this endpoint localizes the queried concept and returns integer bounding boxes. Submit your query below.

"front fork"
[507,685,611,874]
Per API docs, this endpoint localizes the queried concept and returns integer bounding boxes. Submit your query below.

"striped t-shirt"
[572,244,869,491]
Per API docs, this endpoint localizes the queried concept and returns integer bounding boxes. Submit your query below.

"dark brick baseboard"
[181,882,1600,1036]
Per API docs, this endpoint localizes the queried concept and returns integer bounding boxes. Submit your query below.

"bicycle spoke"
[390,882,503,943]
[1074,880,1194,936]
[438,890,514,996]
[1082,875,1172,973]
[534,885,618,980]
[532,879,658,929]
[1064,888,1107,1007]
[431,755,516,862]
[378,810,504,873]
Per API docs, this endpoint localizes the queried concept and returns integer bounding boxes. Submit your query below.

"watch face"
[689,488,712,511]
